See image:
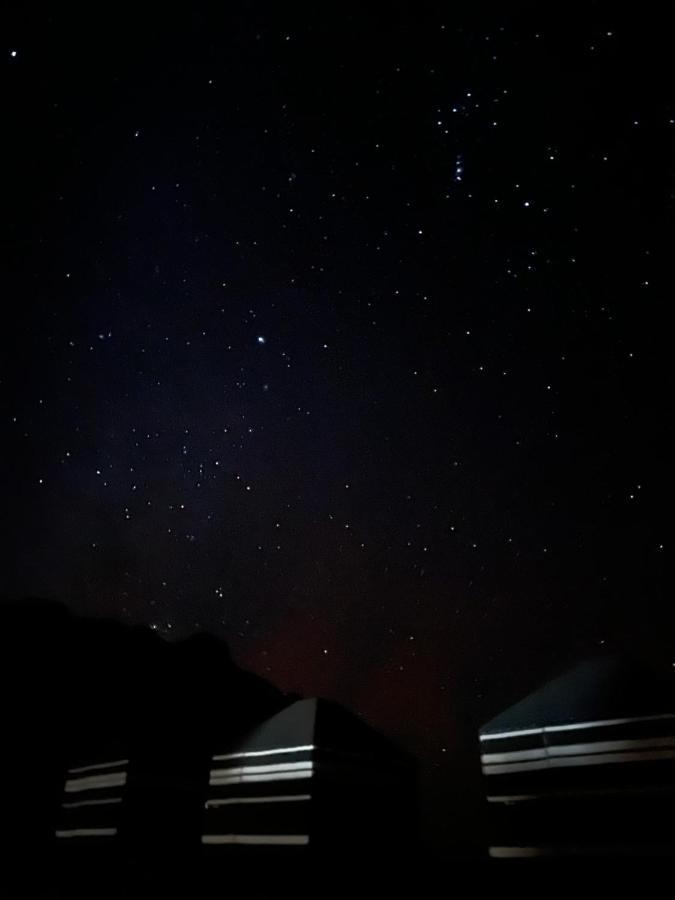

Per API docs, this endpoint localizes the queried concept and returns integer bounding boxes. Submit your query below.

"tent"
[479,656,675,858]
[202,696,417,880]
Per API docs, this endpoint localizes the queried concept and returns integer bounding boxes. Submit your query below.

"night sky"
[3,5,672,854]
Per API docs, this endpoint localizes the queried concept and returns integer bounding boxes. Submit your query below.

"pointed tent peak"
[223,696,412,764]
[216,697,317,756]
[314,698,413,762]
[480,654,675,736]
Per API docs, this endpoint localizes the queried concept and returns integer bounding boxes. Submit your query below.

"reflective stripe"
[483,748,675,775]
[482,736,675,764]
[487,784,675,803]
[210,771,313,786]
[489,843,675,857]
[213,745,315,762]
[61,797,123,809]
[55,828,117,838]
[481,748,548,764]
[480,713,675,742]
[68,759,129,775]
[489,846,547,858]
[202,834,309,845]
[65,773,127,793]
[206,794,311,807]
[210,761,313,778]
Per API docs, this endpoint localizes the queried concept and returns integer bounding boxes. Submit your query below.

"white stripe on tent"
[210,771,314,786]
[489,843,674,857]
[206,794,311,808]
[210,761,313,778]
[62,797,123,809]
[481,748,548,764]
[213,745,315,762]
[486,784,674,803]
[68,759,129,775]
[202,834,309,846]
[483,748,675,775]
[482,736,675,765]
[481,726,546,740]
[489,846,548,858]
[55,828,118,839]
[65,773,127,793]
[480,713,675,742]
[487,790,625,803]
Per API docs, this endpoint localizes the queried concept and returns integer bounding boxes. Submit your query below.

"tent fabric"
[202,697,416,854]
[479,656,675,858]
[480,656,674,735]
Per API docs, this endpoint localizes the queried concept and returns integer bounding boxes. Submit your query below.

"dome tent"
[479,655,675,858]
[202,696,417,885]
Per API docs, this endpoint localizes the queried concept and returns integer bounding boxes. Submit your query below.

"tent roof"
[225,696,412,763]
[480,655,675,736]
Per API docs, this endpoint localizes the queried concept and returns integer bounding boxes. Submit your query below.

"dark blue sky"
[3,4,671,851]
